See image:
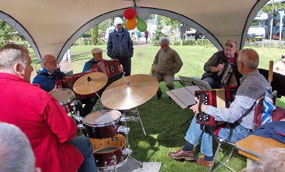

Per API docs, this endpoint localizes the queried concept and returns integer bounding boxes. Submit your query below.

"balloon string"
[133,0,137,7]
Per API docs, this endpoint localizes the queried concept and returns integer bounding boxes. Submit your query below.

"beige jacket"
[153,47,183,75]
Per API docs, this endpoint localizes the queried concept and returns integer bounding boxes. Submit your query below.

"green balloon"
[137,16,147,32]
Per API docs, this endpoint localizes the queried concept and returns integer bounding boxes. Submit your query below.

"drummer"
[82,48,105,72]
[0,44,98,172]
[32,54,65,92]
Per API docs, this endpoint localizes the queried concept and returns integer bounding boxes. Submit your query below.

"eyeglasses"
[225,43,235,48]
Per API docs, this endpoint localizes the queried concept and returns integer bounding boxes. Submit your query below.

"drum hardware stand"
[122,116,143,169]
[122,107,146,136]
[70,101,86,135]
[95,91,106,111]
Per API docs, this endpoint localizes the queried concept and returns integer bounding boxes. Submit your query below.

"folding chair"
[209,96,285,172]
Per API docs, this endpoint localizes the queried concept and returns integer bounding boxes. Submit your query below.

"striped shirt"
[205,69,269,129]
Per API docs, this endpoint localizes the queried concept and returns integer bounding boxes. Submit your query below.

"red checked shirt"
[0,73,83,172]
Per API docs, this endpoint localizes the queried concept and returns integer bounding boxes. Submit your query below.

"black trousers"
[118,58,131,76]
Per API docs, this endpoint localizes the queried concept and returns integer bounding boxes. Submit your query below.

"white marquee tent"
[0,0,269,62]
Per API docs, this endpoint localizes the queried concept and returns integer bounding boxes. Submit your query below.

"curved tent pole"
[60,7,223,63]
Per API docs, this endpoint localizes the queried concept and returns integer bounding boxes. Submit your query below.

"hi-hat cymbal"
[101,74,159,110]
[73,72,108,95]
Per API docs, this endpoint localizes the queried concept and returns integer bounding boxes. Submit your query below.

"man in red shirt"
[0,44,97,172]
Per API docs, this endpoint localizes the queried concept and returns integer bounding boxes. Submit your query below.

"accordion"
[195,89,226,125]
[90,59,121,76]
[56,59,123,101]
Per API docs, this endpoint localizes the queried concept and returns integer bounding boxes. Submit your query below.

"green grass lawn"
[31,44,285,172]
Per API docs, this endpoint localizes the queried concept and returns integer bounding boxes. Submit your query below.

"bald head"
[42,54,57,72]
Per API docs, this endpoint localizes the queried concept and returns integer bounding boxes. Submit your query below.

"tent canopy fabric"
[0,0,269,62]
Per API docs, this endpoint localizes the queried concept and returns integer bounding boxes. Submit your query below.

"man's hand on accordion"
[190,97,206,114]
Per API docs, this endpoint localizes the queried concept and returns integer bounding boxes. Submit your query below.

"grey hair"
[239,48,259,69]
[0,44,29,72]
[0,122,35,172]
[159,37,170,45]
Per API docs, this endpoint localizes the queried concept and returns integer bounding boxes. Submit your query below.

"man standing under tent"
[107,17,133,76]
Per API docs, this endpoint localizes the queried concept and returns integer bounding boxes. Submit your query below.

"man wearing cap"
[107,17,133,76]
[273,53,285,75]
[82,48,104,72]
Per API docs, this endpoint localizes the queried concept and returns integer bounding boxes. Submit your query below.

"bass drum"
[90,134,128,170]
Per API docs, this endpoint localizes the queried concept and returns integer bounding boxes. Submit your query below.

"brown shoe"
[196,156,212,167]
[168,147,195,161]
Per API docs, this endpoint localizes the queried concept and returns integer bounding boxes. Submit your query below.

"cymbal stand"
[121,114,143,168]
[70,100,85,135]
[95,91,105,110]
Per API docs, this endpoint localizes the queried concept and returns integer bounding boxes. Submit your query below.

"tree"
[0,20,17,47]
[151,15,165,45]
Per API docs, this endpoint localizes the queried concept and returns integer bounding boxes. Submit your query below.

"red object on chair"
[253,98,285,129]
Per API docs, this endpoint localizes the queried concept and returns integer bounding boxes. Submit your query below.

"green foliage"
[151,16,165,45]
[0,20,19,47]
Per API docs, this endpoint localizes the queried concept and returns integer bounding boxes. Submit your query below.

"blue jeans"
[202,76,221,89]
[70,136,98,172]
[184,115,252,157]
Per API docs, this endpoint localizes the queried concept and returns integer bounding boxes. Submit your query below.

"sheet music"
[167,86,201,109]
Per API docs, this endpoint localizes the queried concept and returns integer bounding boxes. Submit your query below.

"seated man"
[0,122,41,172]
[152,37,183,99]
[0,44,97,172]
[82,48,105,72]
[32,54,65,92]
[168,49,268,167]
[202,40,240,88]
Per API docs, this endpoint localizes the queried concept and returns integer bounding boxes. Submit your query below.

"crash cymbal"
[73,72,108,95]
[101,74,159,110]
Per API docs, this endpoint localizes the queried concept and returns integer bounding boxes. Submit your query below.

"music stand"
[179,76,211,90]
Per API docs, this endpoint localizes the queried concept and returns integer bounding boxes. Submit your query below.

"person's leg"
[184,115,205,147]
[67,48,71,62]
[218,123,251,143]
[82,97,97,116]
[202,76,219,88]
[70,136,98,172]
[163,75,174,90]
[152,73,163,99]
[119,58,131,76]
[200,126,216,159]
[168,116,203,160]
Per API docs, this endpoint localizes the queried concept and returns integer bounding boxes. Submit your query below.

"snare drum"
[90,134,127,169]
[84,110,121,138]
[50,88,75,113]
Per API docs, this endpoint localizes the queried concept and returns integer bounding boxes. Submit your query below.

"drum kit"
[50,72,159,172]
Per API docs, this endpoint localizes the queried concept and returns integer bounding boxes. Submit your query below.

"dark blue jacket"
[32,68,65,92]
[107,27,133,59]
[253,121,285,143]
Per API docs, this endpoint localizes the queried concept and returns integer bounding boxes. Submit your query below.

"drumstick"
[268,60,274,85]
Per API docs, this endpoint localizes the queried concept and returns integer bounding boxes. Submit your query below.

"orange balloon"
[126,18,137,30]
